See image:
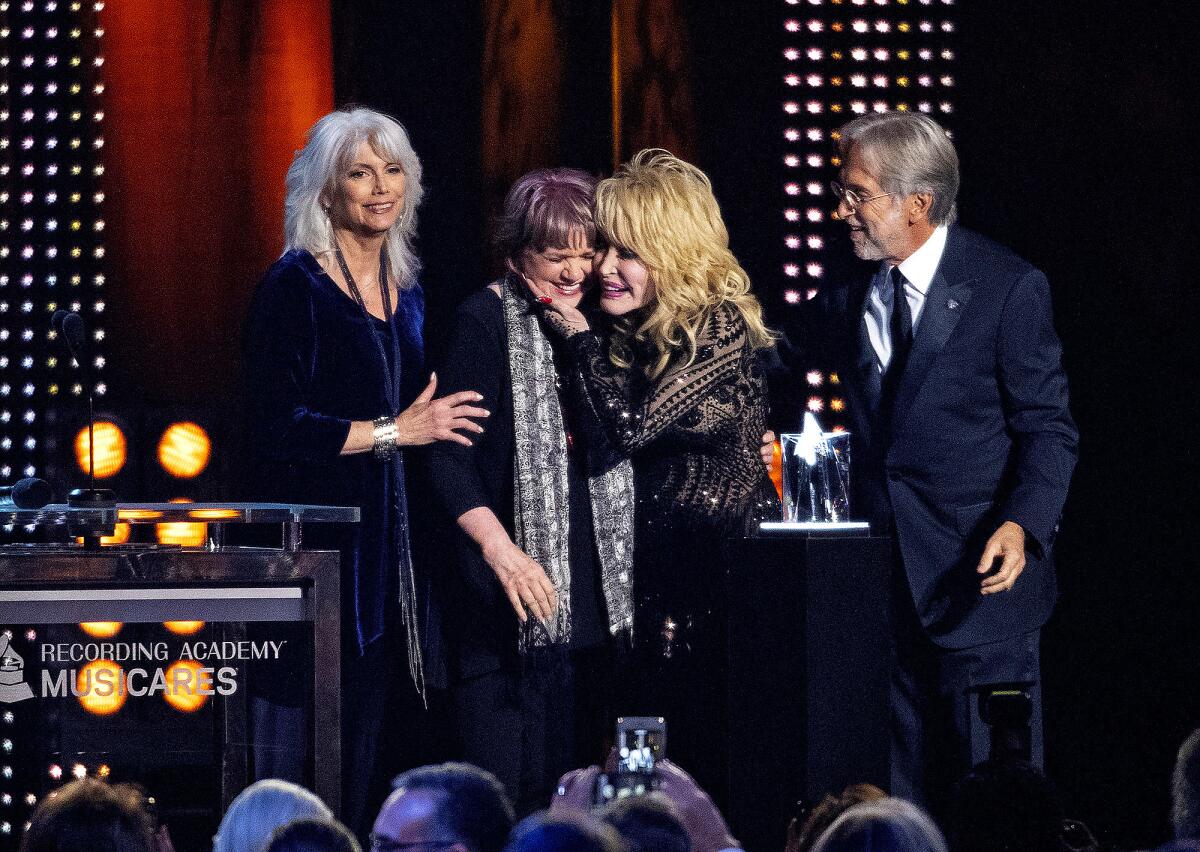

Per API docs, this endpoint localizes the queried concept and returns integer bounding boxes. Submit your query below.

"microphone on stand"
[53,310,116,513]
[0,477,53,509]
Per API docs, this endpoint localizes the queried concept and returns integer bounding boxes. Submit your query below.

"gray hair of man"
[809,797,948,852]
[1173,728,1200,839]
[837,111,959,226]
[284,106,425,288]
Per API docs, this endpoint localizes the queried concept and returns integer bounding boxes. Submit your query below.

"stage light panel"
[779,0,954,430]
[0,0,107,496]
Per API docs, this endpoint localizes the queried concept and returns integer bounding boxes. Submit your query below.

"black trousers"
[453,646,615,816]
[889,569,1042,819]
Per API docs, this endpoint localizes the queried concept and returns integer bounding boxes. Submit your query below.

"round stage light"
[76,660,125,716]
[155,499,206,547]
[73,420,125,478]
[163,621,204,635]
[79,621,120,638]
[162,660,210,713]
[157,421,211,478]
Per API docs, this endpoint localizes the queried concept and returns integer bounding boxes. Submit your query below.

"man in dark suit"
[781,111,1078,811]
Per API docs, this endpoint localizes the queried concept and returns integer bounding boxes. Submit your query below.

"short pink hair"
[494,168,598,259]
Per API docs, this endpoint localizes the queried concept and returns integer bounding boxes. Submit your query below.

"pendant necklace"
[334,246,402,414]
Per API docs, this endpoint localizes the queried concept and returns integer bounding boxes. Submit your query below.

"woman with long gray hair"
[242,106,485,834]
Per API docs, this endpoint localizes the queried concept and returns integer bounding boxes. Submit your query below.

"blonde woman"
[537,148,781,801]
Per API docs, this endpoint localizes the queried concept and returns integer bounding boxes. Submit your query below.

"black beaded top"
[565,303,781,538]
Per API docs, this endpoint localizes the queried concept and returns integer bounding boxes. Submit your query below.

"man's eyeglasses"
[369,834,456,852]
[829,180,893,209]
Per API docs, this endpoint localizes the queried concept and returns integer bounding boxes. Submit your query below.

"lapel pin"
[947,299,960,311]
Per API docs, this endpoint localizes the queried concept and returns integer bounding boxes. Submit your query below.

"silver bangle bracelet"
[372,415,399,460]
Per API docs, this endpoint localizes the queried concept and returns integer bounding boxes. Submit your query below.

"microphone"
[0,478,53,509]
[48,310,116,524]
[61,313,87,362]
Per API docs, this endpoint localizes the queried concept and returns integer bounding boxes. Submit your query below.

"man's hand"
[760,431,777,469]
[977,520,1027,595]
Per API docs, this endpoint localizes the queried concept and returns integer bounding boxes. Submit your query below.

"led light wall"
[0,0,107,487]
[780,0,955,429]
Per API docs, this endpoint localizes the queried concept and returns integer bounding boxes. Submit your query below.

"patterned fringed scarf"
[502,278,636,651]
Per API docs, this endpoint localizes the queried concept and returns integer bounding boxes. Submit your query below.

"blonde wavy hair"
[594,149,774,380]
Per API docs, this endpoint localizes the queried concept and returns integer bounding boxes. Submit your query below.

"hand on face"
[512,254,590,337]
[327,141,406,238]
[511,227,595,309]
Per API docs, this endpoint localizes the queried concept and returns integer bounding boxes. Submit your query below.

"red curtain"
[102,0,333,403]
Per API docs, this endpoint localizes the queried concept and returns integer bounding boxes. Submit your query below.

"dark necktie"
[877,266,913,428]
[886,266,913,378]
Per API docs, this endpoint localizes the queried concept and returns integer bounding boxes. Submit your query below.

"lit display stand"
[0,504,356,852]
[724,530,893,852]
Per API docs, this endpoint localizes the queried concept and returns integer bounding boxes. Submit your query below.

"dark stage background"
[88,1,1199,846]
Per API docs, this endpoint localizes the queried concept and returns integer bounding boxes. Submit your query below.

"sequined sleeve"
[568,303,750,454]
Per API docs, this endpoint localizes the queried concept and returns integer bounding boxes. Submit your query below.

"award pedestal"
[724,532,893,852]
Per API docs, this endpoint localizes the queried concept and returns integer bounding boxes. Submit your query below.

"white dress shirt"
[864,224,949,371]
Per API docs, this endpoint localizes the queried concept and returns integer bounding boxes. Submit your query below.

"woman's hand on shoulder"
[480,533,558,623]
[395,373,490,447]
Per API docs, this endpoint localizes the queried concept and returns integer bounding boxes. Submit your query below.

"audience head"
[285,106,424,286]
[788,784,887,852]
[266,818,361,852]
[1174,728,1200,840]
[494,168,599,311]
[950,760,1066,852]
[21,778,155,852]
[503,811,625,852]
[213,779,333,852]
[809,797,947,852]
[593,148,772,379]
[374,763,514,852]
[599,794,690,852]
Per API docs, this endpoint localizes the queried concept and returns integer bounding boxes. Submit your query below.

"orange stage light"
[157,421,211,478]
[79,622,121,638]
[162,660,211,713]
[163,621,205,635]
[74,421,127,478]
[769,440,783,500]
[77,660,126,716]
[155,498,206,547]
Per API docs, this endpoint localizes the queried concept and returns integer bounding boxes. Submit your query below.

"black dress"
[427,287,613,814]
[565,302,781,800]
[241,248,427,834]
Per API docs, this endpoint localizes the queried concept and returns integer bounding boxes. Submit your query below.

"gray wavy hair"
[284,106,424,288]
[1174,728,1200,839]
[212,779,331,852]
[810,797,948,852]
[837,111,959,226]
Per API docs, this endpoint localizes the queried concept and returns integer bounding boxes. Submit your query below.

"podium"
[0,504,356,852]
[725,532,893,852]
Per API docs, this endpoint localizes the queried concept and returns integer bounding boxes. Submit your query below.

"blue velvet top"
[241,248,425,655]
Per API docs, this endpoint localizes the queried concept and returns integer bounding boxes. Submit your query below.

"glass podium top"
[1,502,360,527]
